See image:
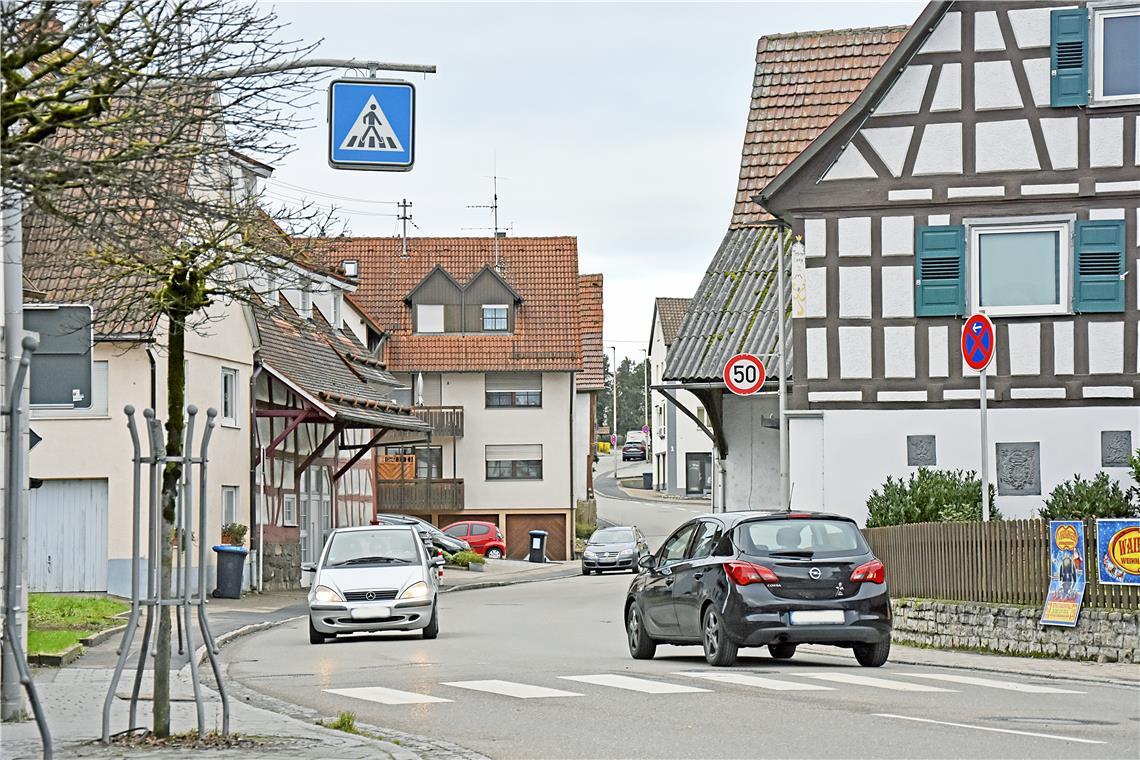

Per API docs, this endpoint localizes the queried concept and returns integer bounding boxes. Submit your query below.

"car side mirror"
[638,554,657,570]
[431,556,446,567]
[301,562,316,573]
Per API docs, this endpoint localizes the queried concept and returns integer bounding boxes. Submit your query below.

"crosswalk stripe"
[441,680,583,699]
[893,672,1085,694]
[325,686,452,705]
[560,674,710,694]
[799,673,956,692]
[674,671,835,691]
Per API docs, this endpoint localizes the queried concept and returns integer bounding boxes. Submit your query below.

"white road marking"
[324,686,452,705]
[675,671,835,691]
[896,672,1085,694]
[799,673,956,692]
[560,674,710,694]
[874,714,1106,745]
[441,680,582,699]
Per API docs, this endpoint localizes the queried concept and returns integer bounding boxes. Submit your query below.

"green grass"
[27,594,129,656]
[319,711,400,746]
[27,630,85,655]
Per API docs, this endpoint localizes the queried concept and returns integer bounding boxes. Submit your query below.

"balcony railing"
[413,405,464,437]
[376,478,464,513]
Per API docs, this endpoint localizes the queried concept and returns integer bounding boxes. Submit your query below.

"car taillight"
[724,561,779,586]
[850,559,885,584]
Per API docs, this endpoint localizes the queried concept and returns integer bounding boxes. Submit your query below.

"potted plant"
[221,522,247,546]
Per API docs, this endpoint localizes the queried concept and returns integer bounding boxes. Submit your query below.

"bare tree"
[3,0,343,737]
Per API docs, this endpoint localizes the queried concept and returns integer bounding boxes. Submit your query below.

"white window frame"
[282,493,297,527]
[266,273,279,305]
[222,485,239,526]
[481,303,509,332]
[416,304,445,334]
[1091,3,1140,106]
[299,286,313,320]
[221,367,240,426]
[967,220,1071,318]
[332,291,343,328]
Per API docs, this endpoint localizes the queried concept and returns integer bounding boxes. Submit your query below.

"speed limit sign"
[723,353,766,396]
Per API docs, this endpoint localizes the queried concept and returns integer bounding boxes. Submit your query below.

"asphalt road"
[221,573,1138,759]
[592,454,710,546]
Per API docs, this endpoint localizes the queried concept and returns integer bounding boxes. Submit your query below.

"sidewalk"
[799,641,1140,686]
[441,557,581,591]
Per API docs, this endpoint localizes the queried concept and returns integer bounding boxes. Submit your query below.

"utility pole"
[611,346,618,479]
[397,199,413,258]
[639,348,649,431]
[779,241,792,511]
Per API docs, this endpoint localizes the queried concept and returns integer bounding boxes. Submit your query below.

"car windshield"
[589,528,635,544]
[734,519,867,559]
[324,529,421,567]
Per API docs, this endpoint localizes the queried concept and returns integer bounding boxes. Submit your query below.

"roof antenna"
[466,161,506,271]
[397,198,413,259]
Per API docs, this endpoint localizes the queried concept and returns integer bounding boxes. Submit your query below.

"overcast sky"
[268,1,924,359]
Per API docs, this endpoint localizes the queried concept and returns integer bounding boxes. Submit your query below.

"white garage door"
[29,479,109,592]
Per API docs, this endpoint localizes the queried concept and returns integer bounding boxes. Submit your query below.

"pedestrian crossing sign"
[328,79,415,171]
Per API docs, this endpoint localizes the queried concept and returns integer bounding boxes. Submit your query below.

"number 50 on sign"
[723,353,766,396]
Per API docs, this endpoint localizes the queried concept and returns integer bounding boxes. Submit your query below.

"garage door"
[29,479,109,592]
[505,514,567,561]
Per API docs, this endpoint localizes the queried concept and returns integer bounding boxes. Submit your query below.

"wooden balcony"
[376,478,464,513]
[413,405,464,437]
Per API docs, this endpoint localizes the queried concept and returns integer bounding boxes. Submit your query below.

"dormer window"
[482,304,509,331]
[416,304,444,333]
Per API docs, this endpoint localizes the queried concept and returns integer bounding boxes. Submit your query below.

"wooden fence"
[863,519,1140,610]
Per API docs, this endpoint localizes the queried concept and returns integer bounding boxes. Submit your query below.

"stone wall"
[891,599,1140,663]
[260,538,302,591]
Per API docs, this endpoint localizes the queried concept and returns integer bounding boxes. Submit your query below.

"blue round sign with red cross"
[961,313,996,372]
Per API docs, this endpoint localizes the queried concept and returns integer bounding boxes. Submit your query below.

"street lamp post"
[639,348,649,432]
[610,346,618,479]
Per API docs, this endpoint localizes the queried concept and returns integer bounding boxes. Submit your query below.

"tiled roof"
[254,300,429,433]
[654,297,691,347]
[305,236,583,373]
[731,25,908,228]
[578,274,605,391]
[665,226,790,384]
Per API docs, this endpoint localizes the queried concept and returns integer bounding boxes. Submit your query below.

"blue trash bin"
[211,545,248,599]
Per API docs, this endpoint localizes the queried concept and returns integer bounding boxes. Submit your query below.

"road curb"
[798,644,1140,688]
[440,567,581,593]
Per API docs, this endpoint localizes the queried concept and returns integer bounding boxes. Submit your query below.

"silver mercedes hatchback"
[303,524,444,644]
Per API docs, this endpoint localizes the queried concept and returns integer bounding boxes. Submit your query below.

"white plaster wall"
[1040,118,1078,170]
[573,390,591,502]
[670,387,713,492]
[913,122,963,175]
[976,120,1040,172]
[722,394,780,510]
[876,65,931,116]
[443,372,573,511]
[931,63,962,112]
[974,61,1023,111]
[788,406,1140,525]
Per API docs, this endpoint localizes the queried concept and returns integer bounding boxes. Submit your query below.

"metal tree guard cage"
[101,404,230,743]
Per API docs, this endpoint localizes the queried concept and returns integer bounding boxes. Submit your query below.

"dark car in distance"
[621,441,647,461]
[624,510,891,667]
[374,513,470,555]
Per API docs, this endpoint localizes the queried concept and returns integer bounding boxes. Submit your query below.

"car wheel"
[485,547,504,559]
[768,643,796,660]
[702,606,738,667]
[308,618,325,645]
[581,567,590,576]
[853,636,890,667]
[626,603,657,660]
[422,604,439,640]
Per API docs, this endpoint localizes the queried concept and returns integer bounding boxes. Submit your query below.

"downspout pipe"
[250,363,264,591]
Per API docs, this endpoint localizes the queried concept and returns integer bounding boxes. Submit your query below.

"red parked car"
[442,520,506,559]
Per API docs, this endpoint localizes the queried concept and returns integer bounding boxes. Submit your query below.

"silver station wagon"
[304,524,444,644]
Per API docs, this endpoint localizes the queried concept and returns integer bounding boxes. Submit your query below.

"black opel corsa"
[624,510,891,667]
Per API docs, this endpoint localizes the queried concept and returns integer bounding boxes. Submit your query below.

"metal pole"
[195,409,230,735]
[611,346,618,480]
[980,370,990,522]
[640,349,648,432]
[778,238,790,510]
[2,189,29,721]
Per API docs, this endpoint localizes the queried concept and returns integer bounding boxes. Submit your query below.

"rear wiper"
[331,556,407,566]
[768,550,815,558]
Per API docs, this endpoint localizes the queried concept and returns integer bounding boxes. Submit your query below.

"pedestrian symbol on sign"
[340,95,404,152]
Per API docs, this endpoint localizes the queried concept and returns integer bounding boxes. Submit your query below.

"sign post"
[961,313,996,521]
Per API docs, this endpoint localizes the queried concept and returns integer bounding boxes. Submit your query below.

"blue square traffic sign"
[328,79,415,171]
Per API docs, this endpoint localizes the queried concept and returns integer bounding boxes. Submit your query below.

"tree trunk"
[154,314,187,737]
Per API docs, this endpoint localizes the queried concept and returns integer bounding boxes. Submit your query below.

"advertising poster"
[1040,521,1086,627]
[1096,519,1140,586]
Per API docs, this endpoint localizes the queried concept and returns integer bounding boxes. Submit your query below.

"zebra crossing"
[324,670,1085,706]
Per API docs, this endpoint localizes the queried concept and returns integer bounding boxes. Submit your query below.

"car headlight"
[583,550,596,559]
[399,581,429,600]
[618,549,634,558]
[312,585,343,603]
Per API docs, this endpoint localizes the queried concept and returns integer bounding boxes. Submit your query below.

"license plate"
[350,606,391,620]
[789,610,845,625]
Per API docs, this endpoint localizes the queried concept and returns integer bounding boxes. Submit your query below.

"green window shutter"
[915,225,966,317]
[1074,220,1126,313]
[1051,8,1088,107]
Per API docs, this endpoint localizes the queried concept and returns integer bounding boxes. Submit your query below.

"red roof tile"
[578,274,605,391]
[731,25,908,228]
[305,236,583,373]
[654,297,690,347]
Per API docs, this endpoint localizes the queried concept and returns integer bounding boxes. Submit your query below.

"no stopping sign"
[723,353,766,396]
